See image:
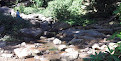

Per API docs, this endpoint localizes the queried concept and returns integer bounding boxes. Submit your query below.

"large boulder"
[50,22,71,31]
[20,28,43,38]
[61,29,106,38]
[0,26,5,34]
[0,7,16,16]
[0,41,6,47]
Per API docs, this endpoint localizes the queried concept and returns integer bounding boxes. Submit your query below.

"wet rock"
[20,28,43,38]
[1,53,14,58]
[53,38,62,45]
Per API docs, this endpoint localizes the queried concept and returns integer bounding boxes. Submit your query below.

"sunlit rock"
[53,38,62,45]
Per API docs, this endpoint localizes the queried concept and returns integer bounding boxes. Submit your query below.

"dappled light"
[0,0,121,61]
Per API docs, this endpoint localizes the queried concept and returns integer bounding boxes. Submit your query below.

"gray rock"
[77,36,96,41]
[61,29,106,38]
[40,21,51,31]
[0,41,6,47]
[51,22,71,31]
[0,7,16,16]
[0,26,5,34]
[69,39,83,45]
[20,28,43,38]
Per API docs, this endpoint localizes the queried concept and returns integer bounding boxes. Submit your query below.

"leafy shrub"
[31,0,43,8]
[114,3,121,21]
[84,46,120,61]
[23,7,39,14]
[14,4,25,13]
[14,5,44,14]
[108,31,121,40]
[42,0,94,25]
[13,0,95,25]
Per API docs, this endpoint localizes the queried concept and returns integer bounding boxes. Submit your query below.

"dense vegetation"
[13,0,118,26]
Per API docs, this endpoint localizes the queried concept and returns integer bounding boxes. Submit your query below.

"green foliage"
[31,0,43,8]
[14,5,44,14]
[42,0,94,25]
[14,4,25,13]
[42,0,72,17]
[114,3,121,21]
[114,42,121,56]
[13,0,96,25]
[42,0,85,17]
[108,31,121,40]
[84,44,121,61]
[23,7,39,14]
[68,0,86,16]
[84,51,120,61]
[84,52,119,61]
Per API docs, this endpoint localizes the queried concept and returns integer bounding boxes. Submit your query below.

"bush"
[14,4,25,13]
[14,0,95,25]
[23,7,39,14]
[114,3,121,21]
[14,5,44,14]
[31,0,43,8]
[42,0,94,25]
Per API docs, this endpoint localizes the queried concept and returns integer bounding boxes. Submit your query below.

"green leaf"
[107,45,114,54]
